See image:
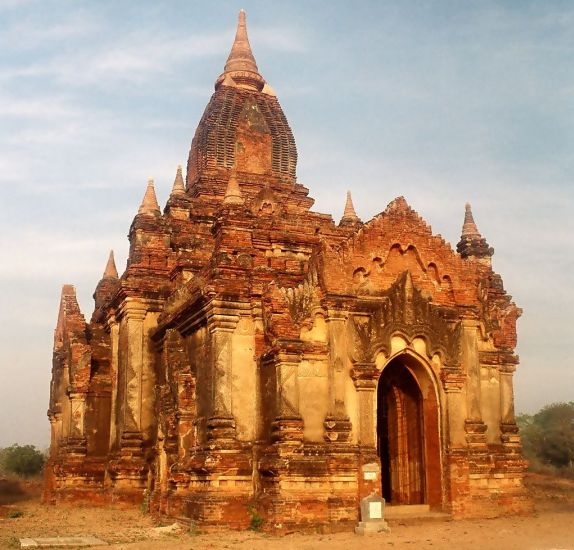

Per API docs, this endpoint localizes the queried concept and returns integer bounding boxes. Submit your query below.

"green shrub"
[248,503,264,531]
[518,402,574,473]
[0,444,45,477]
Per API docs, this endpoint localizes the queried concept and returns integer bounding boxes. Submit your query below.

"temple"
[45,11,531,530]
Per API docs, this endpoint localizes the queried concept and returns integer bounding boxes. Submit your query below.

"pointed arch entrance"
[376,353,442,507]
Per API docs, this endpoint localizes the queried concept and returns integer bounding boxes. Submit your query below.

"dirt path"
[1,473,573,550]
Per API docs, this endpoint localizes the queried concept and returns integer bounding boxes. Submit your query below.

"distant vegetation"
[0,444,45,477]
[518,402,574,478]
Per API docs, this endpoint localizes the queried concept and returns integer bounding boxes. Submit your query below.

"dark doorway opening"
[377,358,426,504]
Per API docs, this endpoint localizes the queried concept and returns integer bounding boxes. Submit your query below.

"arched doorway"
[377,353,441,507]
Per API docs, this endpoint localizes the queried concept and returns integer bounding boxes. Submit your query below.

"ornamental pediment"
[348,271,462,369]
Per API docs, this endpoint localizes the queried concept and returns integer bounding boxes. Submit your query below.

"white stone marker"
[355,491,390,535]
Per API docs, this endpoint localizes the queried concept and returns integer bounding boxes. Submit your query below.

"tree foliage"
[518,401,574,471]
[0,444,45,477]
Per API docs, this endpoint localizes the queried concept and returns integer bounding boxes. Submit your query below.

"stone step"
[20,537,107,548]
[385,504,450,520]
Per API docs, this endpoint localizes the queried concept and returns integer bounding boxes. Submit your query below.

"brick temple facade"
[45,11,531,529]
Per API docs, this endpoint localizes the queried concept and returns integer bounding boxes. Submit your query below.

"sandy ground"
[1,473,573,550]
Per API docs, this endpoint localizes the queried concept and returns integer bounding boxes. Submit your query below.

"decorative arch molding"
[379,347,442,402]
[349,271,462,371]
[382,242,427,273]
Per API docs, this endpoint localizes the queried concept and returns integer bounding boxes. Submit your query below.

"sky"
[0,0,572,449]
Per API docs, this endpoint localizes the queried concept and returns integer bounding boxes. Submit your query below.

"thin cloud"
[0,0,36,10]
[2,11,100,49]
[1,30,230,87]
[254,27,306,52]
[0,92,84,119]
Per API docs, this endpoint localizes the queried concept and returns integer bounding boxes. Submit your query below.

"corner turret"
[127,178,173,282]
[138,178,161,217]
[93,251,120,315]
[456,203,494,265]
[165,165,190,219]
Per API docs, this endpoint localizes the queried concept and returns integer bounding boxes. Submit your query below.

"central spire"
[225,10,258,75]
[215,10,265,91]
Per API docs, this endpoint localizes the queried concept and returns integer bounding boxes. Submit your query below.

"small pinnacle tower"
[456,203,494,263]
[103,250,119,279]
[138,178,161,216]
[223,171,244,205]
[339,191,361,227]
[93,251,120,315]
[171,165,186,196]
[165,165,191,219]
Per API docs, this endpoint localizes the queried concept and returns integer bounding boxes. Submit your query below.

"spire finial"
[103,250,119,279]
[344,191,359,219]
[171,165,186,196]
[462,202,480,237]
[215,10,265,91]
[223,171,244,205]
[340,190,361,226]
[138,178,161,216]
[457,202,494,262]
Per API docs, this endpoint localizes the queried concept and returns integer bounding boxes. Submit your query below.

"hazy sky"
[0,0,572,449]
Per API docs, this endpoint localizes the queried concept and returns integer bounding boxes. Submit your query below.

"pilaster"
[499,364,521,449]
[109,299,156,500]
[106,315,120,452]
[206,308,239,444]
[324,311,352,442]
[461,321,488,451]
[269,347,304,446]
[351,362,378,448]
[66,390,87,456]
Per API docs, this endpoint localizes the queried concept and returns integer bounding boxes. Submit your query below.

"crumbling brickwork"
[45,10,532,530]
